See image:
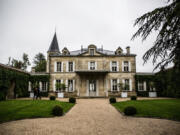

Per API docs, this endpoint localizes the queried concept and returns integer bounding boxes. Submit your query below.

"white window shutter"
[73,61,75,71]
[138,81,140,91]
[129,61,131,72]
[117,61,119,72]
[61,62,63,72]
[95,62,97,70]
[53,79,56,91]
[144,81,147,91]
[111,79,113,91]
[122,79,125,90]
[54,62,57,72]
[88,62,90,70]
[130,79,132,91]
[39,82,42,91]
[66,79,68,91]
[28,82,31,91]
[73,80,75,91]
[66,61,69,72]
[117,79,120,91]
[110,61,112,71]
[122,61,124,72]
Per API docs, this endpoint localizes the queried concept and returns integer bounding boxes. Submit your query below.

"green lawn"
[112,99,180,121]
[0,100,74,123]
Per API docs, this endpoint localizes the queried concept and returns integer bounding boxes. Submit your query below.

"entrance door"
[89,80,96,96]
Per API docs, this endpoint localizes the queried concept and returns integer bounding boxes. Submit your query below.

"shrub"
[49,96,56,100]
[131,96,137,100]
[52,105,63,116]
[69,97,76,103]
[109,97,116,103]
[124,106,137,116]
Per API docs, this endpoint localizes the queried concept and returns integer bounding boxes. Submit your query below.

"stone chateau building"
[46,33,137,97]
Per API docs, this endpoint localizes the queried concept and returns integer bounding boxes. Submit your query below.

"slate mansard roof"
[49,47,136,57]
[48,33,136,57]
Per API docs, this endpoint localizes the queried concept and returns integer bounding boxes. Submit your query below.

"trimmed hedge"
[131,96,137,100]
[124,106,137,116]
[52,105,63,116]
[109,97,116,103]
[69,97,76,103]
[49,96,56,100]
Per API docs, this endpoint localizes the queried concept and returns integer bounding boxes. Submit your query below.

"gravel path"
[0,99,180,135]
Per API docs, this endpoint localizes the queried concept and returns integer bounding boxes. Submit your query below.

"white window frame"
[112,61,117,72]
[112,79,118,91]
[68,80,74,92]
[57,62,61,72]
[68,61,73,72]
[138,81,145,91]
[123,61,129,72]
[90,61,95,70]
[90,49,95,56]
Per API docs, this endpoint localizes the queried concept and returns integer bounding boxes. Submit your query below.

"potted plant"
[57,83,66,98]
[148,82,157,97]
[121,83,129,98]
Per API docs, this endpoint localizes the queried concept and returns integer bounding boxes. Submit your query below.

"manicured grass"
[112,99,180,121]
[0,100,74,123]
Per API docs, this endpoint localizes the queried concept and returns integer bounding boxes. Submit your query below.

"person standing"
[37,86,41,100]
[33,87,38,100]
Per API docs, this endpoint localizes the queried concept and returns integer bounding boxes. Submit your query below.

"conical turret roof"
[48,32,60,53]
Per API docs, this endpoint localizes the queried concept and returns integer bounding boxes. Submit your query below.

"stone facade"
[47,34,137,97]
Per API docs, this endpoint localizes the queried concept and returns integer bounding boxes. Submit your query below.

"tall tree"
[33,53,46,72]
[8,53,30,70]
[132,0,180,71]
[22,53,31,70]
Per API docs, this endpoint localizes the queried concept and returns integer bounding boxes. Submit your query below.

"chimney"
[126,46,130,54]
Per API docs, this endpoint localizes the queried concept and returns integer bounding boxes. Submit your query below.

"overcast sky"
[0,0,167,72]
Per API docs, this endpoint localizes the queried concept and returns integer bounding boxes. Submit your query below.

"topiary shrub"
[52,105,63,116]
[109,97,116,103]
[49,96,56,100]
[69,97,76,103]
[131,96,137,100]
[124,106,137,116]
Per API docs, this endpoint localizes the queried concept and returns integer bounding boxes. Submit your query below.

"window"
[138,82,144,91]
[112,79,117,91]
[42,82,47,91]
[124,61,129,72]
[90,49,95,56]
[57,62,61,72]
[90,62,95,70]
[69,62,73,72]
[112,61,117,71]
[124,79,130,90]
[56,80,61,91]
[68,80,73,92]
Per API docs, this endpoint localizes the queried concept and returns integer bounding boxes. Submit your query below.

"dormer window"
[90,49,95,56]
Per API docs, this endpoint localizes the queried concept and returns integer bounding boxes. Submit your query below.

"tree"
[33,53,46,72]
[22,53,31,70]
[132,0,180,71]
[8,53,30,70]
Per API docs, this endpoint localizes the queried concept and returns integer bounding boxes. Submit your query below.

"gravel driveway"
[0,99,180,135]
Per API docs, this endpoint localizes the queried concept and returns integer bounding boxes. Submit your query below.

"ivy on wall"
[0,66,50,100]
[0,67,30,100]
